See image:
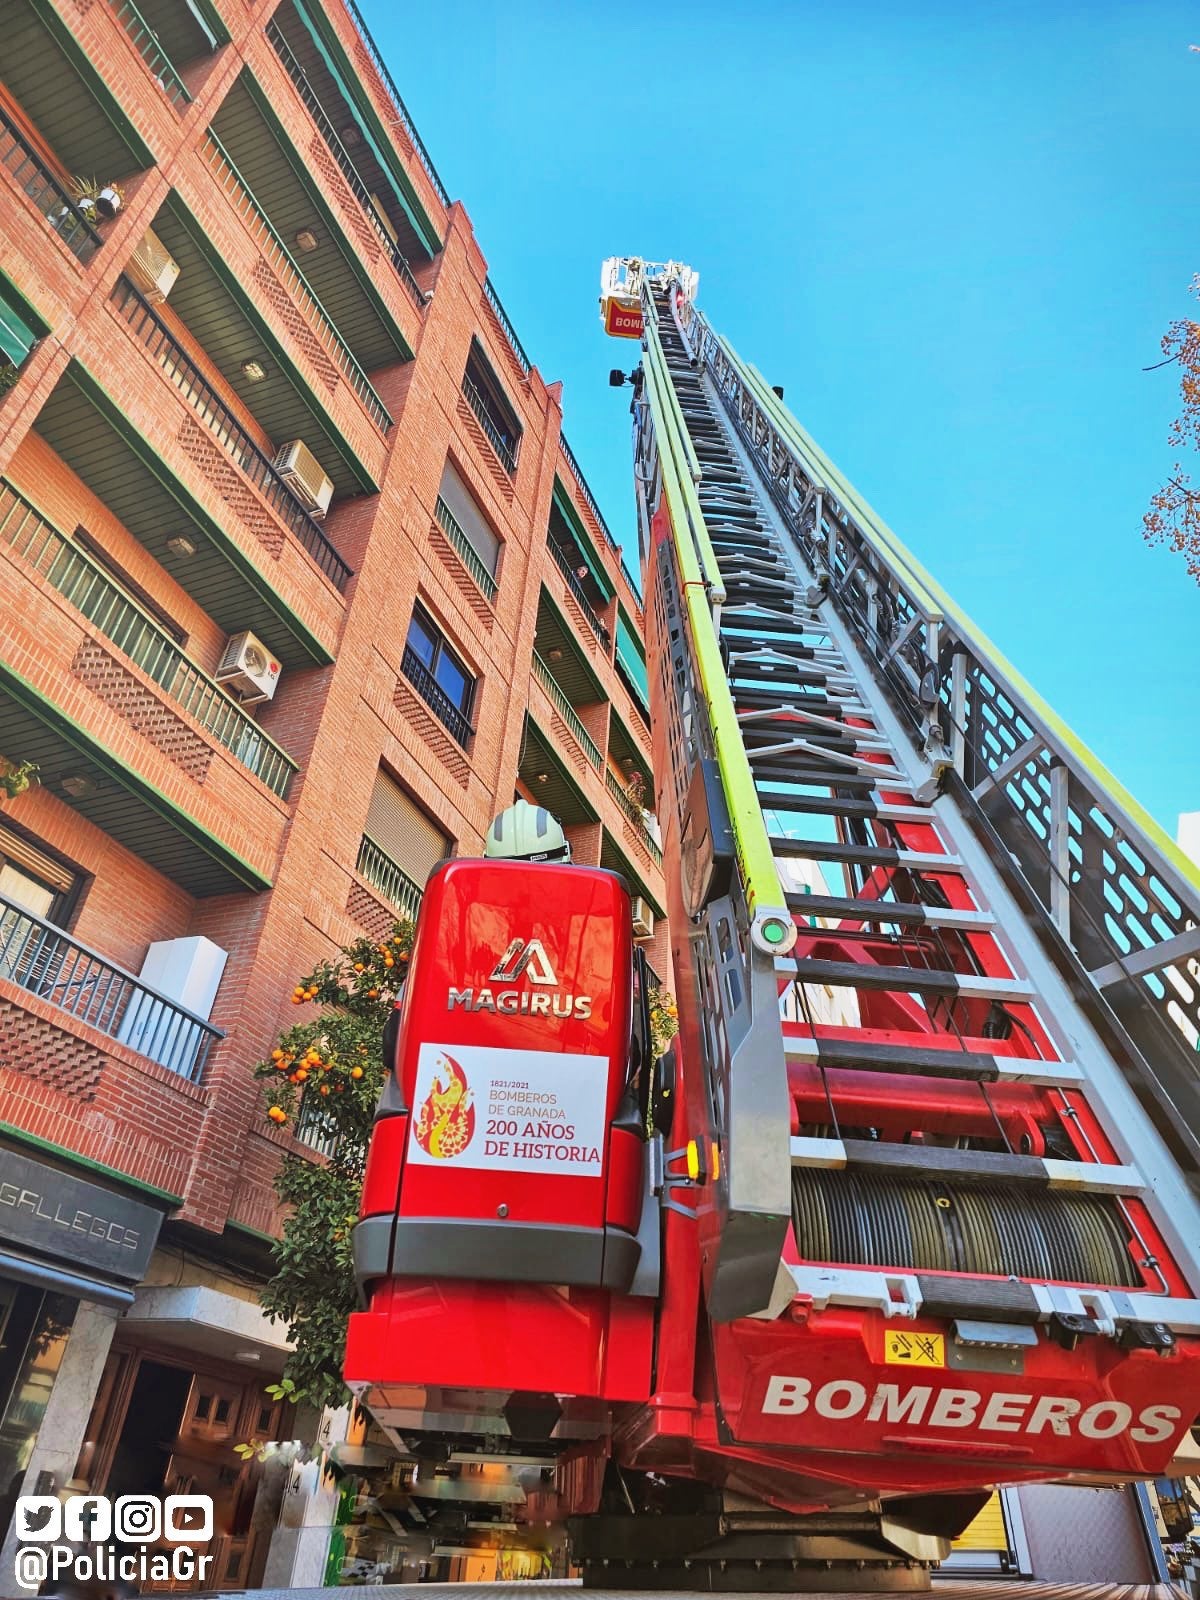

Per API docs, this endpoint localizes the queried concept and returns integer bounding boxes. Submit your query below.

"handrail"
[0,479,299,799]
[433,497,497,602]
[483,278,531,377]
[531,654,601,769]
[339,0,451,208]
[559,433,620,553]
[294,1095,338,1156]
[0,891,223,1081]
[606,770,663,864]
[547,538,611,648]
[401,644,473,748]
[0,109,102,262]
[113,0,191,106]
[202,131,393,433]
[356,833,424,922]
[112,277,352,592]
[620,555,643,603]
[461,374,518,474]
[267,20,425,310]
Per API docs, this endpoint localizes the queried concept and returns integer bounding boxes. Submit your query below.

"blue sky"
[367,0,1199,832]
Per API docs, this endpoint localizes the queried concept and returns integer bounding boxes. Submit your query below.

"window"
[461,340,521,474]
[436,460,501,588]
[0,824,77,923]
[403,604,476,746]
[364,770,450,886]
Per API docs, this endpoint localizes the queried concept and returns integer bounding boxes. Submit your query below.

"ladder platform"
[789,1136,1143,1193]
[783,1030,1084,1086]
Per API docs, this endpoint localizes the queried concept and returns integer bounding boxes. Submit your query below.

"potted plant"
[69,175,124,222]
[0,759,40,800]
[0,361,19,395]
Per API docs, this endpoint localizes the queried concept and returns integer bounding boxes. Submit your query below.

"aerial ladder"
[346,261,1200,1590]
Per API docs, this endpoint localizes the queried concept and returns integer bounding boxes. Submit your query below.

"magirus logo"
[448,937,591,1018]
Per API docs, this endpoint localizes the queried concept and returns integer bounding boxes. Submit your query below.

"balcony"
[0,481,299,799]
[400,644,473,749]
[559,433,622,556]
[606,770,663,866]
[0,893,222,1082]
[110,0,221,108]
[461,375,518,476]
[0,107,101,263]
[356,833,423,922]
[517,714,599,831]
[434,496,497,603]
[111,0,190,107]
[532,653,600,770]
[548,538,611,648]
[267,21,424,311]
[112,277,351,593]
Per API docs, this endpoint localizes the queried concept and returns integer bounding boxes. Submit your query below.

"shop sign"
[0,1148,162,1280]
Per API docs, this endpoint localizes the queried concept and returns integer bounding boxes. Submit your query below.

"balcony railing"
[356,833,424,923]
[0,481,299,799]
[113,0,191,106]
[483,279,531,377]
[433,497,497,602]
[295,1095,338,1157]
[202,132,393,434]
[532,654,601,770]
[0,893,222,1081]
[548,539,611,648]
[606,770,663,865]
[401,644,473,748]
[267,21,424,310]
[460,376,518,475]
[621,555,644,603]
[560,434,620,553]
[112,278,352,592]
[0,109,101,263]
[340,0,451,208]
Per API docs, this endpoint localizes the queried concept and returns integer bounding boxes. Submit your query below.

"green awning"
[0,277,46,368]
[616,611,649,710]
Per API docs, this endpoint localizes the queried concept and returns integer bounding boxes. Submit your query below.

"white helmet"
[484,800,572,863]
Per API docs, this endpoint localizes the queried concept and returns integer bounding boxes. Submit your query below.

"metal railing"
[356,833,424,922]
[531,654,601,769]
[461,375,518,475]
[202,132,393,433]
[340,0,451,208]
[559,434,620,552]
[112,278,352,592]
[113,0,191,106]
[606,770,663,864]
[0,481,299,798]
[294,1095,338,1157]
[400,644,473,748]
[483,279,531,377]
[0,110,102,262]
[267,21,425,310]
[434,496,497,601]
[547,538,611,648]
[0,893,223,1081]
[621,556,643,603]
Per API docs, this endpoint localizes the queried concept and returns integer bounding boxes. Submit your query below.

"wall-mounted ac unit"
[126,227,180,304]
[631,896,655,940]
[273,439,334,518]
[215,631,281,704]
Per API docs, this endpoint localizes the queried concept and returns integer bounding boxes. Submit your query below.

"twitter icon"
[16,1496,61,1542]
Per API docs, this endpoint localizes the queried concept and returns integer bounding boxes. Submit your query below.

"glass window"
[0,1288,77,1541]
[0,864,54,919]
[405,607,475,721]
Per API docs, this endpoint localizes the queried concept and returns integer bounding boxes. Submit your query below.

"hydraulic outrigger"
[346,261,1200,1589]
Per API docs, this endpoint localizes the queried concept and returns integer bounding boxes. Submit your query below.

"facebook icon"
[63,1496,111,1543]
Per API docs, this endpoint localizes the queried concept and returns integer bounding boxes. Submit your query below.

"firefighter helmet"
[484,800,571,863]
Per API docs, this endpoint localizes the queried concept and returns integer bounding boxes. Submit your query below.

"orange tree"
[252,921,412,1409]
[1145,282,1200,582]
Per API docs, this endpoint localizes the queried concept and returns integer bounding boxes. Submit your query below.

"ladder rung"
[785,893,995,931]
[789,957,1034,1001]
[784,1031,1083,1086]
[769,837,965,874]
[790,1137,1143,1193]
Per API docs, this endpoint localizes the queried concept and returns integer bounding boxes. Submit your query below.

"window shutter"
[0,824,75,894]
[364,772,450,886]
[437,462,501,577]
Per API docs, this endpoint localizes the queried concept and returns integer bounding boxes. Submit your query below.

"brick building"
[0,0,664,1585]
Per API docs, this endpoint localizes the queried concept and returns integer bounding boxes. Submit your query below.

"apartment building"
[0,0,665,1584]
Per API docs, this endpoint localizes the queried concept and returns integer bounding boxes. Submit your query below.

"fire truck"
[345,260,1200,1588]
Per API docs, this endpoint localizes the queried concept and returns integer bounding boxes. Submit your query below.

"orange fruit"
[271,1048,285,1062]
[319,1084,330,1096]
[366,988,379,998]
[268,1106,287,1124]
[295,1069,308,1083]
[350,1067,363,1080]
[354,963,365,973]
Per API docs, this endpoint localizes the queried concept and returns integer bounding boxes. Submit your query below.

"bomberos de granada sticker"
[408,1041,606,1176]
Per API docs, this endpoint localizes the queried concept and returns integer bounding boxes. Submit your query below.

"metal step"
[769,836,965,874]
[784,892,995,931]
[783,1030,1083,1085]
[789,957,1034,1001]
[789,1136,1142,1194]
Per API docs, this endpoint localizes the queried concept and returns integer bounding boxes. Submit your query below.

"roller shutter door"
[364,772,450,886]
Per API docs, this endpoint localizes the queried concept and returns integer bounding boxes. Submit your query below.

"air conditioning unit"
[273,439,334,519]
[126,227,180,304]
[215,631,282,704]
[631,896,655,940]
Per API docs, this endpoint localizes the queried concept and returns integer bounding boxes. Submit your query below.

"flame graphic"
[414,1053,475,1160]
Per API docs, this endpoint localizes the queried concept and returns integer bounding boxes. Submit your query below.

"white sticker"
[407,1041,608,1176]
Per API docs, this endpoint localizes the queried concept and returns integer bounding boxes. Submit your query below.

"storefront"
[0,1145,162,1545]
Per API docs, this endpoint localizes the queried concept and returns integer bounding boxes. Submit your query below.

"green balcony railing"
[0,481,298,798]
[433,496,497,602]
[606,769,663,864]
[356,834,423,922]
[112,0,191,107]
[532,654,601,770]
[548,538,611,648]
[202,131,393,434]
